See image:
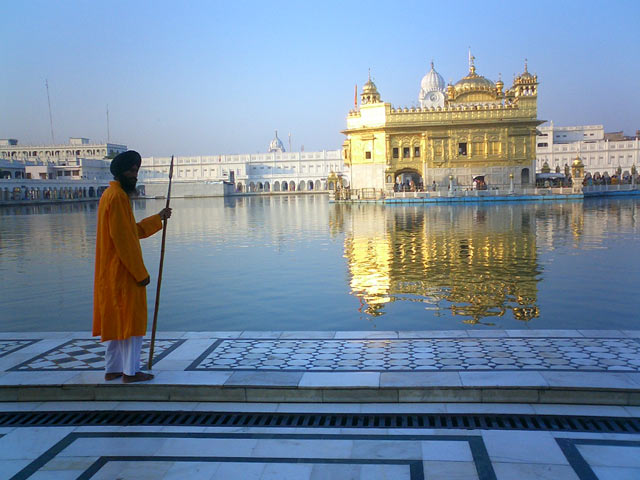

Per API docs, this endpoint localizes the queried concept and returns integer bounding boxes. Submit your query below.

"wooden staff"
[147,155,174,370]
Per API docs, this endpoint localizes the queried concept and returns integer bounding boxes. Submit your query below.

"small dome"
[360,71,382,104]
[268,130,285,153]
[420,61,446,94]
[362,78,379,95]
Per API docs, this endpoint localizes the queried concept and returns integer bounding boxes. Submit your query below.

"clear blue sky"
[3,0,639,156]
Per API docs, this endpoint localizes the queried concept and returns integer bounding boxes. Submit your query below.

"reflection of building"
[341,204,540,323]
[342,55,542,191]
[536,124,640,176]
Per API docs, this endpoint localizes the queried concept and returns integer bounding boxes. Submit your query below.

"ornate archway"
[393,168,423,191]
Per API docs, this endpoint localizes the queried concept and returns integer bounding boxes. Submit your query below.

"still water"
[1,195,638,332]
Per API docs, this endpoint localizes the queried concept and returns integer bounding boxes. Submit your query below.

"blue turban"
[110,150,142,177]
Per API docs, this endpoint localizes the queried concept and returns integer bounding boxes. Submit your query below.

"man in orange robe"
[93,150,171,383]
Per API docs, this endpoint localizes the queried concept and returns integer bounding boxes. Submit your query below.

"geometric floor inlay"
[556,438,640,480]
[9,431,496,480]
[188,337,640,372]
[8,339,184,371]
[0,340,39,359]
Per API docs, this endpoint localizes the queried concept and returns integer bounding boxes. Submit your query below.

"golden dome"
[454,69,495,92]
[572,156,584,167]
[450,55,498,103]
[360,70,381,104]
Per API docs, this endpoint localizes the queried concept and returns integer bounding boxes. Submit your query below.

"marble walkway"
[1,329,640,404]
[1,329,639,479]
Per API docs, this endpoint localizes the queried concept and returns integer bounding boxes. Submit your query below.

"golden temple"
[342,55,543,193]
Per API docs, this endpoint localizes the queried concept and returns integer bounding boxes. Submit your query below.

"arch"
[315,180,321,190]
[393,168,423,191]
[236,183,243,192]
[521,168,530,185]
[274,181,281,192]
[298,180,305,191]
[282,181,288,191]
[264,181,270,192]
[289,180,296,191]
[307,180,314,190]
[257,182,263,191]
[249,181,256,192]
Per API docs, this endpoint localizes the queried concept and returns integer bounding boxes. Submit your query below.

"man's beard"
[118,176,138,195]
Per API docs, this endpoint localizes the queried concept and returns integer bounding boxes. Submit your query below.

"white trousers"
[105,336,143,376]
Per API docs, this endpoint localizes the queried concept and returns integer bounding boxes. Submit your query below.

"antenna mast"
[45,79,55,144]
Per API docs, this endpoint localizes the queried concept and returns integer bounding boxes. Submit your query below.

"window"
[392,147,399,158]
[414,147,420,157]
[72,170,80,176]
[403,147,410,158]
[365,151,372,159]
[537,142,548,147]
[458,143,467,156]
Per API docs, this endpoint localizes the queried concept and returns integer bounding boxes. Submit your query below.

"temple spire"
[468,47,476,74]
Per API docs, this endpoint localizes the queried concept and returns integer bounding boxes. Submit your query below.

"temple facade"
[342,56,543,192]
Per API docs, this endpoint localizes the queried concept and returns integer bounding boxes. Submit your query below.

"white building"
[141,133,348,193]
[0,137,127,163]
[536,124,640,176]
[24,157,112,182]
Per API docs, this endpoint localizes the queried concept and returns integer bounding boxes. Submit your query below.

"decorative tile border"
[0,340,39,359]
[187,337,640,372]
[8,339,185,371]
[556,438,640,480]
[11,431,496,480]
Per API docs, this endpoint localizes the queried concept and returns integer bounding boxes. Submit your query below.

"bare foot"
[105,372,123,381]
[122,372,154,383]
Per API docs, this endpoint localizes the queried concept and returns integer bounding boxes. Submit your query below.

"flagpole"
[147,155,174,370]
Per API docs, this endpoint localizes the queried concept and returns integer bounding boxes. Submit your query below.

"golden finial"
[430,59,434,70]
[524,58,528,73]
[468,47,476,74]
[368,68,371,82]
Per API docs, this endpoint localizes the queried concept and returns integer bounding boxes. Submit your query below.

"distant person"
[93,150,172,383]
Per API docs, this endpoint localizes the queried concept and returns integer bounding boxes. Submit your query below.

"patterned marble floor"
[1,330,640,405]
[2,333,640,374]
[0,401,639,480]
[8,339,184,371]
[188,336,640,372]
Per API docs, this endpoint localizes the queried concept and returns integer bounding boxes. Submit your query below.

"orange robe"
[93,181,162,341]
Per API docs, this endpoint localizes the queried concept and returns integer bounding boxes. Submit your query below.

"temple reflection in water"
[336,203,541,324]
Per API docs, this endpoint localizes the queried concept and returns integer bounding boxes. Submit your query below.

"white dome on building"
[419,61,446,108]
[420,61,446,94]
[268,130,285,153]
